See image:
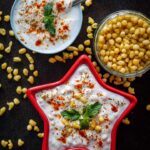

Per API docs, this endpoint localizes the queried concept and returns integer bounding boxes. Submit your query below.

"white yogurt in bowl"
[10,0,83,54]
[35,64,130,150]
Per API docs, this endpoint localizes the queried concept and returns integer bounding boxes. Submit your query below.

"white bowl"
[10,0,83,54]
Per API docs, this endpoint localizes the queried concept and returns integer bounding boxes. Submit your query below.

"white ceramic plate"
[10,0,83,54]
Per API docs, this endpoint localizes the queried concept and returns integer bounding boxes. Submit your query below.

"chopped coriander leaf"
[86,102,102,118]
[61,109,80,121]
[61,102,102,130]
[44,3,53,16]
[80,102,102,129]
[43,15,55,25]
[43,3,56,36]
[80,117,89,130]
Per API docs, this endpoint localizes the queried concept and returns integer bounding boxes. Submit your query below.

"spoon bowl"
[72,0,85,6]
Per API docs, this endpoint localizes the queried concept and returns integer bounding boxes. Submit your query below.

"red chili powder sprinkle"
[48,99,64,110]
[57,136,66,143]
[79,130,87,138]
[97,93,103,97]
[105,125,109,129]
[88,82,95,88]
[111,104,118,112]
[57,96,65,100]
[56,1,65,13]
[75,84,82,89]
[49,37,55,45]
[34,3,41,9]
[35,39,42,46]
[63,25,69,31]
[78,130,89,142]
[98,140,103,147]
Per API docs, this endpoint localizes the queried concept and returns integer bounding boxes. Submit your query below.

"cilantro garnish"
[61,109,80,121]
[61,102,102,130]
[43,3,56,36]
[80,102,102,129]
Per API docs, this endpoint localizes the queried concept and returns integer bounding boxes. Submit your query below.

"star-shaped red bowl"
[27,55,137,150]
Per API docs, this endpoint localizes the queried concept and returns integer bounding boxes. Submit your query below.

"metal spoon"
[72,0,85,6]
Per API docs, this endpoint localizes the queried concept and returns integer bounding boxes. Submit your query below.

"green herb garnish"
[79,117,89,130]
[84,102,102,118]
[61,102,102,130]
[43,3,56,36]
[44,3,53,16]
[61,109,80,121]
[80,102,102,129]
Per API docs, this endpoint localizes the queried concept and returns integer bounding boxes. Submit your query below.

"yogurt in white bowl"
[10,0,83,54]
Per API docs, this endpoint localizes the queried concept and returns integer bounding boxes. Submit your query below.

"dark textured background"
[0,0,150,150]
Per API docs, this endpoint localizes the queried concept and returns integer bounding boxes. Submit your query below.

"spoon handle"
[72,0,85,6]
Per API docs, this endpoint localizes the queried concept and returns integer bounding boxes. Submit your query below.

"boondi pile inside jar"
[97,14,150,74]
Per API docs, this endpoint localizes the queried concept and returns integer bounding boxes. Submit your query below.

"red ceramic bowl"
[27,55,137,150]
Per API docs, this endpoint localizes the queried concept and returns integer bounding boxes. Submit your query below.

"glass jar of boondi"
[94,10,150,78]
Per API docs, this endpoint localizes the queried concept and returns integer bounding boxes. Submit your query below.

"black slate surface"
[0,0,150,150]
